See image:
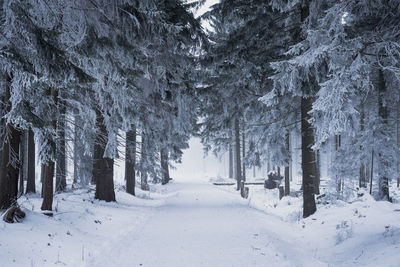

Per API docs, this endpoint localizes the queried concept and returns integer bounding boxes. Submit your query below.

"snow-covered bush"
[335,220,353,244]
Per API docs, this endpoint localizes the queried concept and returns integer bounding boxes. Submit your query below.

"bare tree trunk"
[73,116,79,185]
[284,132,290,196]
[92,109,103,185]
[125,127,136,195]
[397,101,400,188]
[242,120,246,181]
[370,150,374,195]
[314,150,320,195]
[26,129,35,194]
[301,96,316,218]
[19,131,25,195]
[41,87,58,211]
[0,73,21,209]
[228,124,233,179]
[140,133,149,191]
[377,69,390,201]
[41,162,55,211]
[234,117,242,191]
[160,147,170,185]
[73,114,92,186]
[56,100,66,192]
[40,164,45,197]
[359,104,366,188]
[335,135,342,192]
[92,109,115,202]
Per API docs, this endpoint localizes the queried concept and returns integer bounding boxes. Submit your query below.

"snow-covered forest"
[1,0,400,266]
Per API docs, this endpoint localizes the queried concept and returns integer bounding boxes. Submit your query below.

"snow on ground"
[1,177,400,267]
[0,186,166,267]
[214,177,400,266]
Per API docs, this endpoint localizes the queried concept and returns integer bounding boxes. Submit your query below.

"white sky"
[195,0,219,17]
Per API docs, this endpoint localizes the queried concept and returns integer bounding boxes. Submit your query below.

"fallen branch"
[2,204,26,223]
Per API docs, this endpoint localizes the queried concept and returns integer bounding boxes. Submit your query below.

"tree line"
[0,0,399,220]
[199,0,400,217]
[0,0,204,216]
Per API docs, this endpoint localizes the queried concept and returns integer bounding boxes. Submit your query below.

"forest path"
[86,181,326,267]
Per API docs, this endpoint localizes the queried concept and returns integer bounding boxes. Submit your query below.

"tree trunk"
[125,127,136,195]
[377,69,390,201]
[228,124,233,179]
[301,96,317,218]
[41,162,55,211]
[26,129,35,194]
[73,116,79,185]
[41,87,58,211]
[335,135,342,192]
[41,164,45,197]
[140,134,149,191]
[92,109,103,185]
[0,73,21,209]
[234,117,242,191]
[359,104,366,188]
[56,100,66,192]
[92,109,115,202]
[19,131,25,195]
[160,147,170,185]
[370,150,374,195]
[73,114,92,186]
[397,101,400,188]
[242,120,246,181]
[314,150,320,195]
[284,132,290,196]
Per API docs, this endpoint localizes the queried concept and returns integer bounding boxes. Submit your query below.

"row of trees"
[0,0,205,213]
[199,0,400,217]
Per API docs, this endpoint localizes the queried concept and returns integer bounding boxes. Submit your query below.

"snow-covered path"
[87,182,324,267]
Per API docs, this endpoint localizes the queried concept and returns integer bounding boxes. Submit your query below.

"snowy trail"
[86,182,326,267]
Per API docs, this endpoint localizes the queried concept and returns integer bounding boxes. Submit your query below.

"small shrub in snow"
[335,220,353,244]
[383,225,400,244]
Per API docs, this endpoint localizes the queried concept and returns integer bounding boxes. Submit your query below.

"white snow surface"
[1,177,400,267]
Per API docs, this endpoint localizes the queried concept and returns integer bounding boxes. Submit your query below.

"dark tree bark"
[234,117,242,190]
[40,164,45,197]
[92,109,103,185]
[359,104,366,188]
[19,131,25,195]
[335,134,342,192]
[370,150,374,194]
[92,109,115,202]
[284,132,290,196]
[56,100,66,192]
[125,127,136,195]
[140,134,149,191]
[73,117,78,185]
[228,124,233,179]
[314,150,321,195]
[41,87,58,211]
[301,96,317,218]
[242,120,246,181]
[160,147,170,185]
[397,101,400,188]
[41,162,55,211]
[377,69,390,201]
[0,73,21,209]
[26,129,36,194]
